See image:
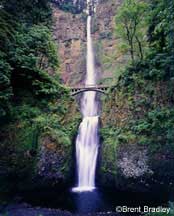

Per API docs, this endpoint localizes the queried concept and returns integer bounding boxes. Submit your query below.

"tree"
[9,25,60,96]
[2,0,52,25]
[0,0,61,119]
[148,0,174,78]
[115,0,148,62]
[0,52,12,117]
[0,8,16,49]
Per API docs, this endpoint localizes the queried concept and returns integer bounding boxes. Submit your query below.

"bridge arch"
[68,84,114,96]
[71,88,107,96]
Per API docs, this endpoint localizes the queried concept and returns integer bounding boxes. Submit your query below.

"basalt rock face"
[52,0,125,86]
[92,0,126,84]
[37,136,71,183]
[52,5,86,85]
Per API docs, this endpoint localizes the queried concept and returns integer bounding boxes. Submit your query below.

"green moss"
[0,89,80,194]
[101,0,174,180]
[100,127,118,176]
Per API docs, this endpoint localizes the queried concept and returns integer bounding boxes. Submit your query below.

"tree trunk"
[135,35,143,60]
[130,38,134,62]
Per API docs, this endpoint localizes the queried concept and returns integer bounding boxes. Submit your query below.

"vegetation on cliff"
[101,0,174,187]
[52,0,86,14]
[115,0,148,61]
[0,0,80,195]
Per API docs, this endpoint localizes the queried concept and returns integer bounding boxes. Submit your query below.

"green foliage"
[0,0,81,197]
[101,0,174,184]
[59,2,76,13]
[0,93,80,193]
[99,31,112,39]
[2,0,52,25]
[0,0,62,118]
[9,24,61,97]
[0,53,12,116]
[0,8,16,47]
[13,25,58,69]
[115,0,148,62]
[100,127,118,174]
[147,0,174,79]
[52,0,86,14]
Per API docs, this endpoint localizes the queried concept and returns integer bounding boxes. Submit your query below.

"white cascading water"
[72,0,99,192]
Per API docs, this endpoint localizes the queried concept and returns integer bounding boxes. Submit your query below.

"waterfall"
[72,0,99,192]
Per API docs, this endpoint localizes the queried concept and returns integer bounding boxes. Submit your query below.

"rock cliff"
[52,0,125,86]
[92,0,126,84]
[52,5,86,85]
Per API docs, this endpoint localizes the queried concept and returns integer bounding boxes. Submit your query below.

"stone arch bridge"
[68,84,115,96]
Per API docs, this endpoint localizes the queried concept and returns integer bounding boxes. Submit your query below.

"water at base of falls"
[22,186,171,214]
[72,186,96,193]
[72,8,99,192]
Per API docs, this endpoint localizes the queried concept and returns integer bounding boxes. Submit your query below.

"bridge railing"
[68,84,113,90]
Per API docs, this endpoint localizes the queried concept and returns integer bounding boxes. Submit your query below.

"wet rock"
[117,147,153,178]
[1,208,120,216]
[37,135,73,183]
[0,204,120,216]
[0,205,73,216]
